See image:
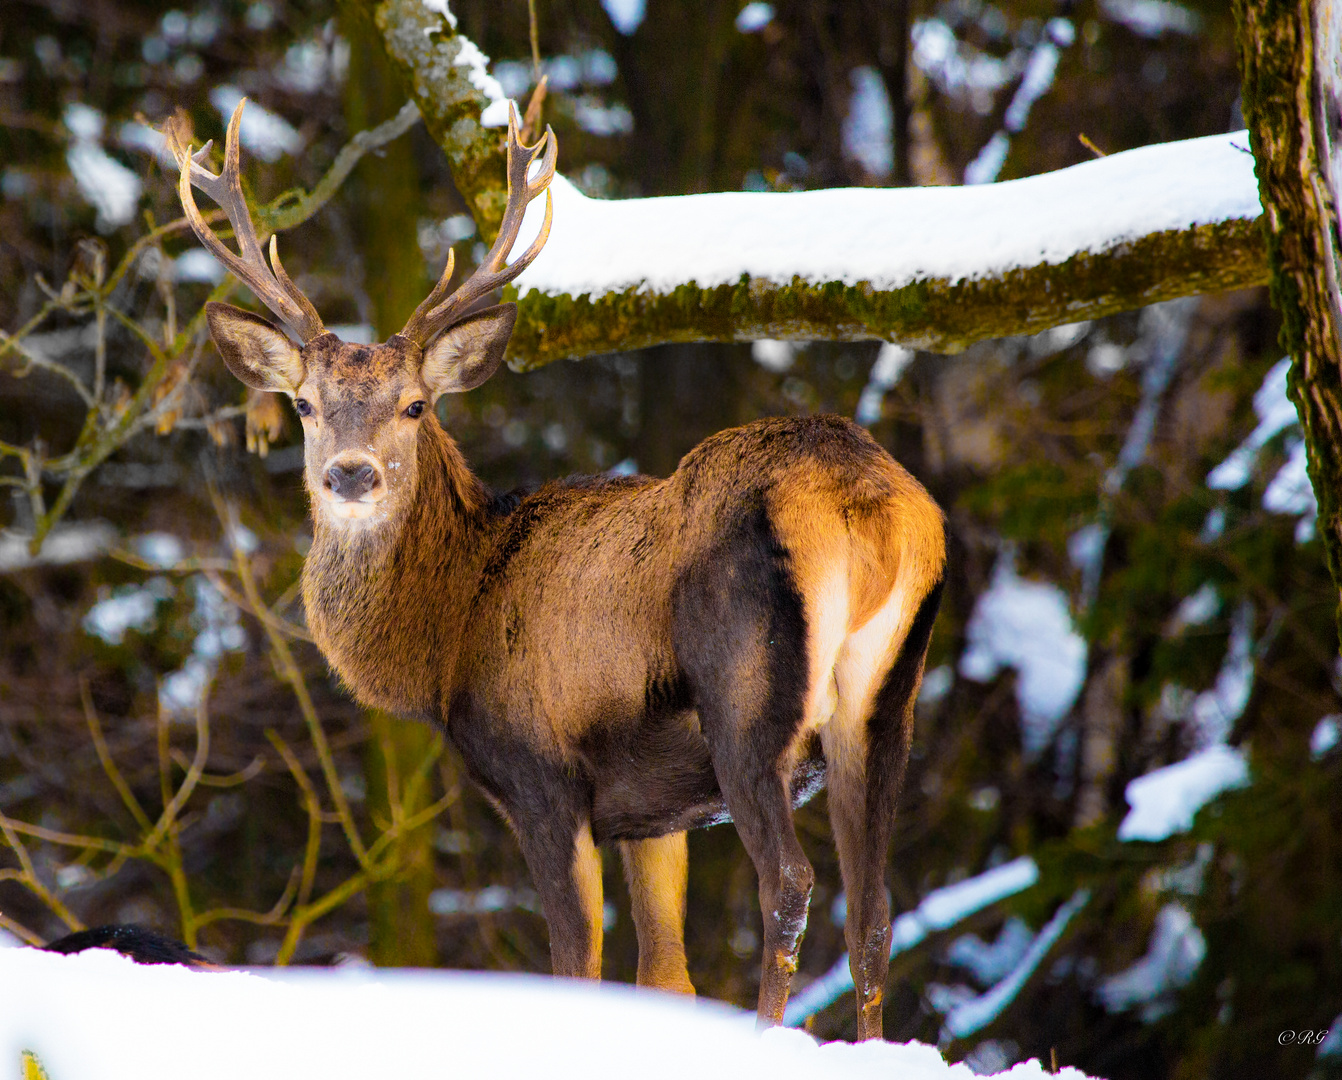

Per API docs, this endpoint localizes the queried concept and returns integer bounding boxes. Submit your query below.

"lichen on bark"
[1234,0,1342,647]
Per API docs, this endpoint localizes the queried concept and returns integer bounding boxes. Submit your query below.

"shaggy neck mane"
[303,420,497,720]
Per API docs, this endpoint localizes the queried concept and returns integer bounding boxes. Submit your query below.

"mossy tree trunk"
[1234,0,1342,646]
[341,10,442,967]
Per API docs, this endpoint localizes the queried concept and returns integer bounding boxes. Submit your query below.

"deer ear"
[420,303,516,397]
[206,301,304,393]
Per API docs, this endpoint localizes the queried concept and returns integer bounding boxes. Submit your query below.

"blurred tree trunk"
[1234,0,1342,646]
[342,13,442,967]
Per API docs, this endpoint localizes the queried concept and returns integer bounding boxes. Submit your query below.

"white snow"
[736,3,775,33]
[946,917,1036,986]
[1311,715,1340,759]
[208,87,302,162]
[1100,0,1201,38]
[118,120,177,168]
[450,38,511,128]
[511,131,1261,317]
[843,67,893,179]
[83,577,173,645]
[67,119,143,233]
[420,0,458,29]
[940,890,1090,1040]
[855,343,914,425]
[173,248,227,284]
[0,947,1100,1080]
[1206,358,1298,490]
[1096,902,1205,1021]
[1263,437,1318,541]
[1188,600,1254,748]
[601,0,646,35]
[1166,582,1220,634]
[1117,744,1250,842]
[752,339,797,372]
[785,857,1039,1027]
[959,552,1087,757]
[0,523,115,571]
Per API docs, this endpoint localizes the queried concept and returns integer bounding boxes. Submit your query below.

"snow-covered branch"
[504,133,1264,367]
[369,2,1265,369]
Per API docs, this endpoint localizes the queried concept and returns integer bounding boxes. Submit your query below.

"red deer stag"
[170,100,945,1039]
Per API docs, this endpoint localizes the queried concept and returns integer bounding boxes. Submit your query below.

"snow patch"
[0,523,115,571]
[1117,744,1250,842]
[0,948,1102,1080]
[1097,902,1205,1021]
[1100,0,1201,38]
[940,890,1090,1040]
[959,552,1087,757]
[1311,715,1340,759]
[843,67,893,179]
[735,3,775,33]
[450,38,511,128]
[601,0,646,35]
[420,0,458,28]
[1206,358,1298,490]
[855,343,914,426]
[208,87,301,162]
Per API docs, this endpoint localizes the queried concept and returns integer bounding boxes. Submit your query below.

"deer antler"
[400,103,556,348]
[169,99,326,343]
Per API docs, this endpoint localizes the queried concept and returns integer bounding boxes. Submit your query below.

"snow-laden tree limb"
[367,1,1266,370]
[505,134,1264,368]
[1235,0,1342,644]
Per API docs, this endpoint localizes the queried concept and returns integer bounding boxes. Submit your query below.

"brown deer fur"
[207,297,945,1037]
[181,104,945,1038]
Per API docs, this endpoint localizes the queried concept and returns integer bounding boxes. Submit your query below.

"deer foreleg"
[518,814,604,980]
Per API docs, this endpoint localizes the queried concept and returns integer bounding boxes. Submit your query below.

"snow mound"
[0,948,1101,1079]
[512,131,1259,299]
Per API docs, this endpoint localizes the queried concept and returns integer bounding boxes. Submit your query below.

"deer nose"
[324,461,379,499]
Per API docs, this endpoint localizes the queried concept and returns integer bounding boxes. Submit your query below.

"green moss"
[505,218,1267,370]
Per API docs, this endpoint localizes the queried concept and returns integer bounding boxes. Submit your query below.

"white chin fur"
[324,499,381,522]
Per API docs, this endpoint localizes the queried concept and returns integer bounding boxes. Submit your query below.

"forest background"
[0,1,1339,1077]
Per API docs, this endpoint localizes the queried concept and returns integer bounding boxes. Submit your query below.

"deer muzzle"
[321,454,385,519]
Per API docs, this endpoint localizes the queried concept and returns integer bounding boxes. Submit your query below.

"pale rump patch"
[799,568,850,738]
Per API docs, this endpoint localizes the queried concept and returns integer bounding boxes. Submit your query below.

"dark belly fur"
[584,715,826,844]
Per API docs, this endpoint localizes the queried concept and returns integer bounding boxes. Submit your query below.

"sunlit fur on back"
[175,100,945,1038]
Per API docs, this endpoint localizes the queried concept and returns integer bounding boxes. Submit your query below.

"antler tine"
[172,99,325,343]
[399,103,557,348]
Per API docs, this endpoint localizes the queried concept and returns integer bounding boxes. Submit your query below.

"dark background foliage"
[1,1,1338,1077]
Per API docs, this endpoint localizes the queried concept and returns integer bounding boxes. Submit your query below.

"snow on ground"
[0,947,1100,1080]
[1117,744,1250,842]
[511,131,1259,300]
[959,551,1087,757]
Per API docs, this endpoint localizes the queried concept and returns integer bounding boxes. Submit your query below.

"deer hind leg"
[672,504,815,1028]
[824,575,944,1040]
[619,832,695,994]
[514,804,605,980]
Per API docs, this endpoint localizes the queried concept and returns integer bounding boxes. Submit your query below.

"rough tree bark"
[1234,0,1342,645]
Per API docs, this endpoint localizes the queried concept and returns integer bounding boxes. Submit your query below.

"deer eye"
[294,398,314,418]
[405,400,426,419]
